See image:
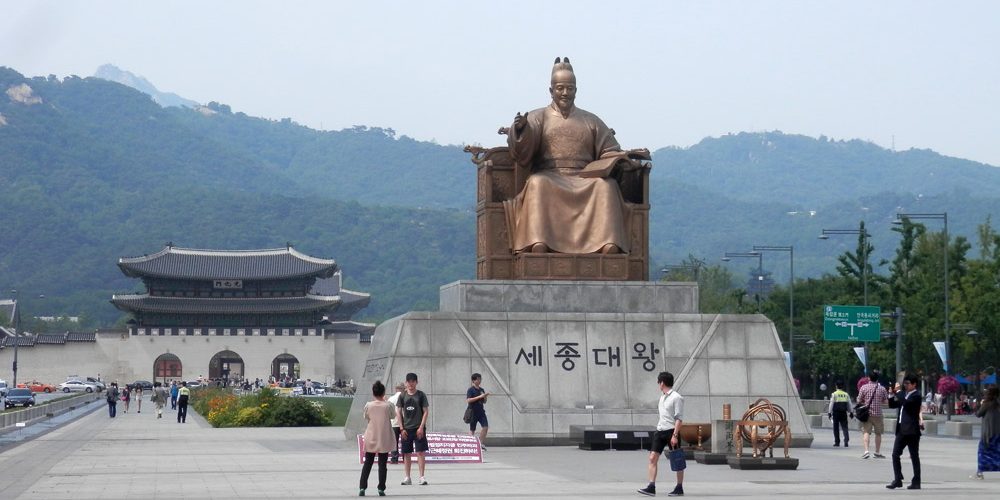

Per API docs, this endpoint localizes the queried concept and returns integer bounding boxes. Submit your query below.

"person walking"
[466,373,491,450]
[828,380,854,447]
[858,372,890,459]
[177,381,190,423]
[886,372,922,489]
[396,372,430,486]
[134,385,143,414]
[638,371,685,497]
[973,386,1000,479]
[170,381,179,410]
[106,382,119,418]
[121,384,131,413]
[152,382,169,419]
[387,382,404,464]
[359,380,396,497]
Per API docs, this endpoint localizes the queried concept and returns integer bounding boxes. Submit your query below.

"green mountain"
[3,66,1000,327]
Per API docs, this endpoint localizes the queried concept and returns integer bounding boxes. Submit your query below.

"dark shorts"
[651,429,676,455]
[400,428,429,454]
[470,408,489,431]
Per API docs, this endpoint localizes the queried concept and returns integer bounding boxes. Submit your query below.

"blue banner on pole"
[933,341,948,372]
[853,346,867,372]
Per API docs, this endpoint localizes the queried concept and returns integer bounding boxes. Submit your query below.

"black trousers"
[177,398,188,422]
[891,434,920,484]
[392,427,401,459]
[832,412,850,445]
[107,401,117,418]
[360,452,389,491]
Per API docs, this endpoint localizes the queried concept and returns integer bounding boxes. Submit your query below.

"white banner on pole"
[783,351,790,370]
[853,346,867,370]
[933,341,948,372]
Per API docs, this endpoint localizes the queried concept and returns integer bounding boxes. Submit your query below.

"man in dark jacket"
[106,382,119,418]
[886,372,923,489]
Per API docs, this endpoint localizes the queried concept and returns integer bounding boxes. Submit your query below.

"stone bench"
[940,421,974,438]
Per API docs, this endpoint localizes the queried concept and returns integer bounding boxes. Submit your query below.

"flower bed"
[191,387,333,427]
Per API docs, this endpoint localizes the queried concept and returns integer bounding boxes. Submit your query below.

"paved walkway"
[0,403,997,499]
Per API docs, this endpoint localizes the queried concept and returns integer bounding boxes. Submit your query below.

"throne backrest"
[465,145,650,281]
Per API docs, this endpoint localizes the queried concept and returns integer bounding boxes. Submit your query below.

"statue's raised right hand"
[513,111,528,132]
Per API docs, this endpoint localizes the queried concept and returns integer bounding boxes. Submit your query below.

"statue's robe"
[505,103,630,254]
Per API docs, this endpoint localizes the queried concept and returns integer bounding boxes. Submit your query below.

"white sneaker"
[401,477,411,485]
[418,477,428,485]
[971,472,984,480]
[862,451,870,459]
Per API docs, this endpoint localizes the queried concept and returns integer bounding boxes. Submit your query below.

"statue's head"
[549,57,577,114]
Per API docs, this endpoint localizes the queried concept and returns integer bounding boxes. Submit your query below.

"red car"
[17,381,57,393]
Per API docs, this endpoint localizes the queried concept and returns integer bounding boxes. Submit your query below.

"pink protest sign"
[357,432,483,464]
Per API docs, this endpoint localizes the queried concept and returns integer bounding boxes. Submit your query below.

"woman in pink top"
[360,380,396,497]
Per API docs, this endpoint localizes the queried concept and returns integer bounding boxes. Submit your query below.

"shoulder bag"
[854,387,872,422]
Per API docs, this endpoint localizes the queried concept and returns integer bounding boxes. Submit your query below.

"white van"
[0,379,8,398]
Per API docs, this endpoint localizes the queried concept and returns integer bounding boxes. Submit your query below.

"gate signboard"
[823,305,881,342]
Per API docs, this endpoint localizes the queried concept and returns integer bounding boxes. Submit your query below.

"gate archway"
[208,350,244,384]
[153,353,182,385]
[272,353,300,381]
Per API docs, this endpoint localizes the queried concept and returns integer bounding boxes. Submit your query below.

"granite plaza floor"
[1,403,997,499]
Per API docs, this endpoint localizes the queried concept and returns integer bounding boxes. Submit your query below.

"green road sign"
[823,305,881,342]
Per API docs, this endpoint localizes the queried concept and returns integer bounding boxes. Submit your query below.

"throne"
[465,145,650,281]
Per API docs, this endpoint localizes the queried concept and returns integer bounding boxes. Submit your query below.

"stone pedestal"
[727,456,799,470]
[345,280,814,447]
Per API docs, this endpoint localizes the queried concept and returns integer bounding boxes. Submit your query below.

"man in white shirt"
[638,371,685,497]
[387,383,405,463]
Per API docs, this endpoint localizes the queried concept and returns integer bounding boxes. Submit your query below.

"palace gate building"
[0,245,373,386]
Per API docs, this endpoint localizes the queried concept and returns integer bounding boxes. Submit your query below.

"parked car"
[85,377,107,392]
[67,376,106,392]
[5,388,35,408]
[17,381,57,393]
[131,380,154,391]
[58,380,97,393]
[310,381,326,395]
[185,381,202,389]
[0,379,8,398]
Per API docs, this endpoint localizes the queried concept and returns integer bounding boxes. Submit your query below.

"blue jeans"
[108,401,117,418]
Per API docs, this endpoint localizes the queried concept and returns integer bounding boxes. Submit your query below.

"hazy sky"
[3,1,998,165]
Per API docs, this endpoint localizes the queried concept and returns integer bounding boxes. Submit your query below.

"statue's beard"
[554,98,574,115]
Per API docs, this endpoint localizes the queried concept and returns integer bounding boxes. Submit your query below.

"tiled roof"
[110,294,341,315]
[35,334,66,344]
[66,332,97,342]
[312,273,371,321]
[118,245,337,280]
[1,335,35,347]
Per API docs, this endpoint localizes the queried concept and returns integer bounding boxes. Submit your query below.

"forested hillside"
[3,66,1000,329]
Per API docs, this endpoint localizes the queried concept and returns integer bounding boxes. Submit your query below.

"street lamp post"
[10,289,21,387]
[894,213,950,371]
[722,251,763,313]
[895,212,950,418]
[820,227,872,373]
[753,245,794,370]
[967,330,981,396]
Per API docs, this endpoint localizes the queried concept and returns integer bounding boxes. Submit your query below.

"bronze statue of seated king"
[465,57,651,281]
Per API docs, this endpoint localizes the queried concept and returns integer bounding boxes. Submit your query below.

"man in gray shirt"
[396,372,430,486]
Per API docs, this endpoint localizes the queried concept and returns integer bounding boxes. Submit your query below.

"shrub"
[191,386,332,428]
